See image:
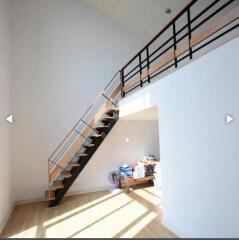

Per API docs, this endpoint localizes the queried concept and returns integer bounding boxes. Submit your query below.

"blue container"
[119,165,133,179]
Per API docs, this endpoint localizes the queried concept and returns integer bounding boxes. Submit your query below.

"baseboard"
[66,185,114,197]
[0,203,15,235]
[162,219,186,238]
[14,185,115,206]
[15,197,43,206]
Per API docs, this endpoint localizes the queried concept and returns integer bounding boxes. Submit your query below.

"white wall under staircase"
[119,37,239,237]
[70,119,160,194]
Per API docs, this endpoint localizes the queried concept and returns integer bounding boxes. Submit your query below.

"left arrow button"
[6,114,13,124]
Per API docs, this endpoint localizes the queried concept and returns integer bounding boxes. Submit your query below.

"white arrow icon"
[6,114,13,124]
[226,114,234,124]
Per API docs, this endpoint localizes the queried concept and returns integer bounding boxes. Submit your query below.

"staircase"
[46,0,239,207]
[46,72,122,207]
[47,107,119,207]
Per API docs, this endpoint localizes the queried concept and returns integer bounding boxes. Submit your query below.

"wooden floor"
[1,184,177,238]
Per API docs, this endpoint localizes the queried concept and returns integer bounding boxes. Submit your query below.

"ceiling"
[83,0,189,42]
[121,107,158,121]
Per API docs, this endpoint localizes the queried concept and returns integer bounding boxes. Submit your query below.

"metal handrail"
[48,71,120,163]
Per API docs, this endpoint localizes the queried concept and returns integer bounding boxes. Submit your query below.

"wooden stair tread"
[45,191,55,201]
[51,181,64,190]
[68,162,80,167]
[111,107,120,112]
[97,125,108,128]
[107,108,120,114]
[84,143,95,147]
[62,171,72,178]
[78,153,88,157]
[101,117,115,123]
[102,116,114,120]
[90,134,102,138]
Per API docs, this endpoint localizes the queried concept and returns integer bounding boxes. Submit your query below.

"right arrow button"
[225,114,234,124]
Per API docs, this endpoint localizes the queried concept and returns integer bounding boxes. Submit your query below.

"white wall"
[9,0,144,202]
[119,37,239,237]
[71,119,159,193]
[0,0,13,232]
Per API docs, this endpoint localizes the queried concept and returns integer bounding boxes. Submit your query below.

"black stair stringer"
[48,112,119,207]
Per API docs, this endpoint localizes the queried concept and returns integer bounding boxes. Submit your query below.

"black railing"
[120,0,239,96]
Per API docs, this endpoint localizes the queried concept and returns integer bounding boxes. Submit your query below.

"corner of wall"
[0,202,15,235]
[161,219,186,238]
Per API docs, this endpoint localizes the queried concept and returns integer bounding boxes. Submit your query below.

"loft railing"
[47,0,239,196]
[120,0,239,96]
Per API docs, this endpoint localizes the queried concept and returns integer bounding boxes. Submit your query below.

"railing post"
[187,8,193,60]
[139,53,143,87]
[146,47,150,83]
[120,69,125,98]
[173,22,178,68]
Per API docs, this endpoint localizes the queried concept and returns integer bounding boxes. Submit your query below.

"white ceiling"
[83,0,189,42]
[121,107,158,121]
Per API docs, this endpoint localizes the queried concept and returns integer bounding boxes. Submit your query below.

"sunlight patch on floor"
[45,192,133,238]
[144,186,162,196]
[9,225,37,238]
[120,211,158,238]
[69,199,148,238]
[133,188,161,205]
[44,191,121,227]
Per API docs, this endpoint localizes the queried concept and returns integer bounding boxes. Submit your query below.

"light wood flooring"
[1,184,177,238]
